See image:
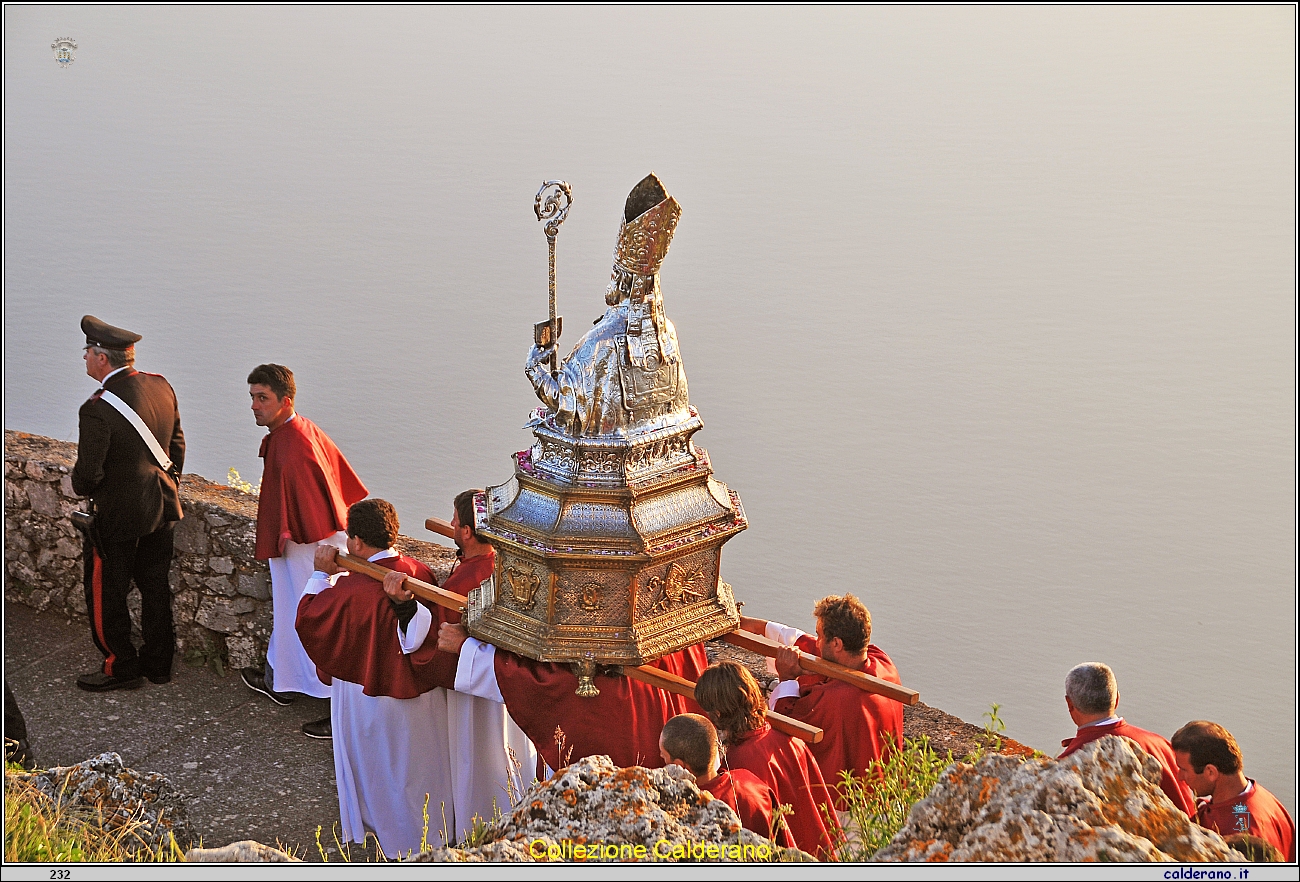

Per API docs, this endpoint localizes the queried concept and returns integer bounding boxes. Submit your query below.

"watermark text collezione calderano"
[529,838,774,862]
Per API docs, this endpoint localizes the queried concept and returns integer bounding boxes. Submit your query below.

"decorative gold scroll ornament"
[648,563,707,614]
[504,565,542,607]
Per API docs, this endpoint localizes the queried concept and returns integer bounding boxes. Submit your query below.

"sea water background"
[5,7,1295,812]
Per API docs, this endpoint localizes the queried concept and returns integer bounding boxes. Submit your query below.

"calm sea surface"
[5,7,1296,812]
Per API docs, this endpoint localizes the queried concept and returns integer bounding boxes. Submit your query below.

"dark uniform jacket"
[72,368,185,542]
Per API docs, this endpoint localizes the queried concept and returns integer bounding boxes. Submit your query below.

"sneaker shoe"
[241,668,294,706]
[77,671,145,692]
[302,716,332,739]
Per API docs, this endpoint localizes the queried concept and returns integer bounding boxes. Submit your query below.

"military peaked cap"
[81,315,142,350]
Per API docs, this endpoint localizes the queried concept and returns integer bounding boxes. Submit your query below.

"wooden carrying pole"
[621,665,822,744]
[336,552,467,613]
[721,630,920,706]
[330,551,825,743]
[425,517,455,540]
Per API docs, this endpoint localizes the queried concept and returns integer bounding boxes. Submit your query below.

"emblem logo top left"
[51,37,77,68]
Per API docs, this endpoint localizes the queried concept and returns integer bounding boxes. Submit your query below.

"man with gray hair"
[1059,662,1195,816]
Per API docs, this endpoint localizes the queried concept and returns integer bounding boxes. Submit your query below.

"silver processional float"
[337,174,917,718]
[468,173,747,694]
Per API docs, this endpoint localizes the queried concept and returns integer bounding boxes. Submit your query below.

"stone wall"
[4,430,456,671]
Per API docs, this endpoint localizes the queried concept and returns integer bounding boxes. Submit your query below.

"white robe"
[446,692,537,839]
[405,609,540,843]
[331,677,454,856]
[266,531,346,697]
[308,556,540,851]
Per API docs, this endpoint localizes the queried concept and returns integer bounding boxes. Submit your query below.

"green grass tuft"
[830,735,956,861]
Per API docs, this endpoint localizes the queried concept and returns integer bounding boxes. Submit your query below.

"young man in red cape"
[295,498,452,855]
[742,593,904,811]
[1172,720,1295,861]
[660,712,796,849]
[1058,662,1196,816]
[694,660,842,858]
[242,364,367,738]
[296,494,536,851]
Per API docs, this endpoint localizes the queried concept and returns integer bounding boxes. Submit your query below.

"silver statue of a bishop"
[525,173,690,439]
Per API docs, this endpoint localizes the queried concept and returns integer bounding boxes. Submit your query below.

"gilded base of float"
[465,576,738,666]
[466,410,746,668]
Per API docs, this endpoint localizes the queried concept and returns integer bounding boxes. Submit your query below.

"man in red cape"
[1057,662,1196,817]
[438,623,709,773]
[743,594,904,811]
[1172,720,1295,861]
[659,712,796,848]
[695,660,841,858]
[295,498,453,855]
[242,364,367,738]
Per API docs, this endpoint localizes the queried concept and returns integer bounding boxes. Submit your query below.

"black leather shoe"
[77,671,145,692]
[145,673,171,685]
[302,716,332,739]
[241,668,294,706]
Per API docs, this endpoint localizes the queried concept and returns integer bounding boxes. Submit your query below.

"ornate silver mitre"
[606,174,685,421]
[610,173,681,287]
[466,174,747,694]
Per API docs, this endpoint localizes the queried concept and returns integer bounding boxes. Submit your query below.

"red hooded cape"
[255,415,367,560]
[723,723,841,858]
[1059,719,1196,817]
[773,633,904,808]
[295,555,458,698]
[700,768,797,848]
[404,550,490,668]
[493,643,710,772]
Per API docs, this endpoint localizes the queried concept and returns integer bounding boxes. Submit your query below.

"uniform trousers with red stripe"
[82,524,176,681]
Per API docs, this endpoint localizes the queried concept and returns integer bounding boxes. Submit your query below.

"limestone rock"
[204,575,236,596]
[14,752,196,853]
[226,635,259,670]
[7,481,28,508]
[407,839,539,862]
[196,596,255,633]
[173,515,209,555]
[237,571,271,600]
[186,840,300,862]
[407,755,794,863]
[27,481,62,517]
[875,735,1239,862]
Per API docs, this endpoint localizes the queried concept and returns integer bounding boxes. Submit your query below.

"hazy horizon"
[5,5,1296,814]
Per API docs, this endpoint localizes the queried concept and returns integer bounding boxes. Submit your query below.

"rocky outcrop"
[875,735,1239,862]
[185,840,300,862]
[13,752,196,855]
[4,430,456,671]
[408,755,804,863]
